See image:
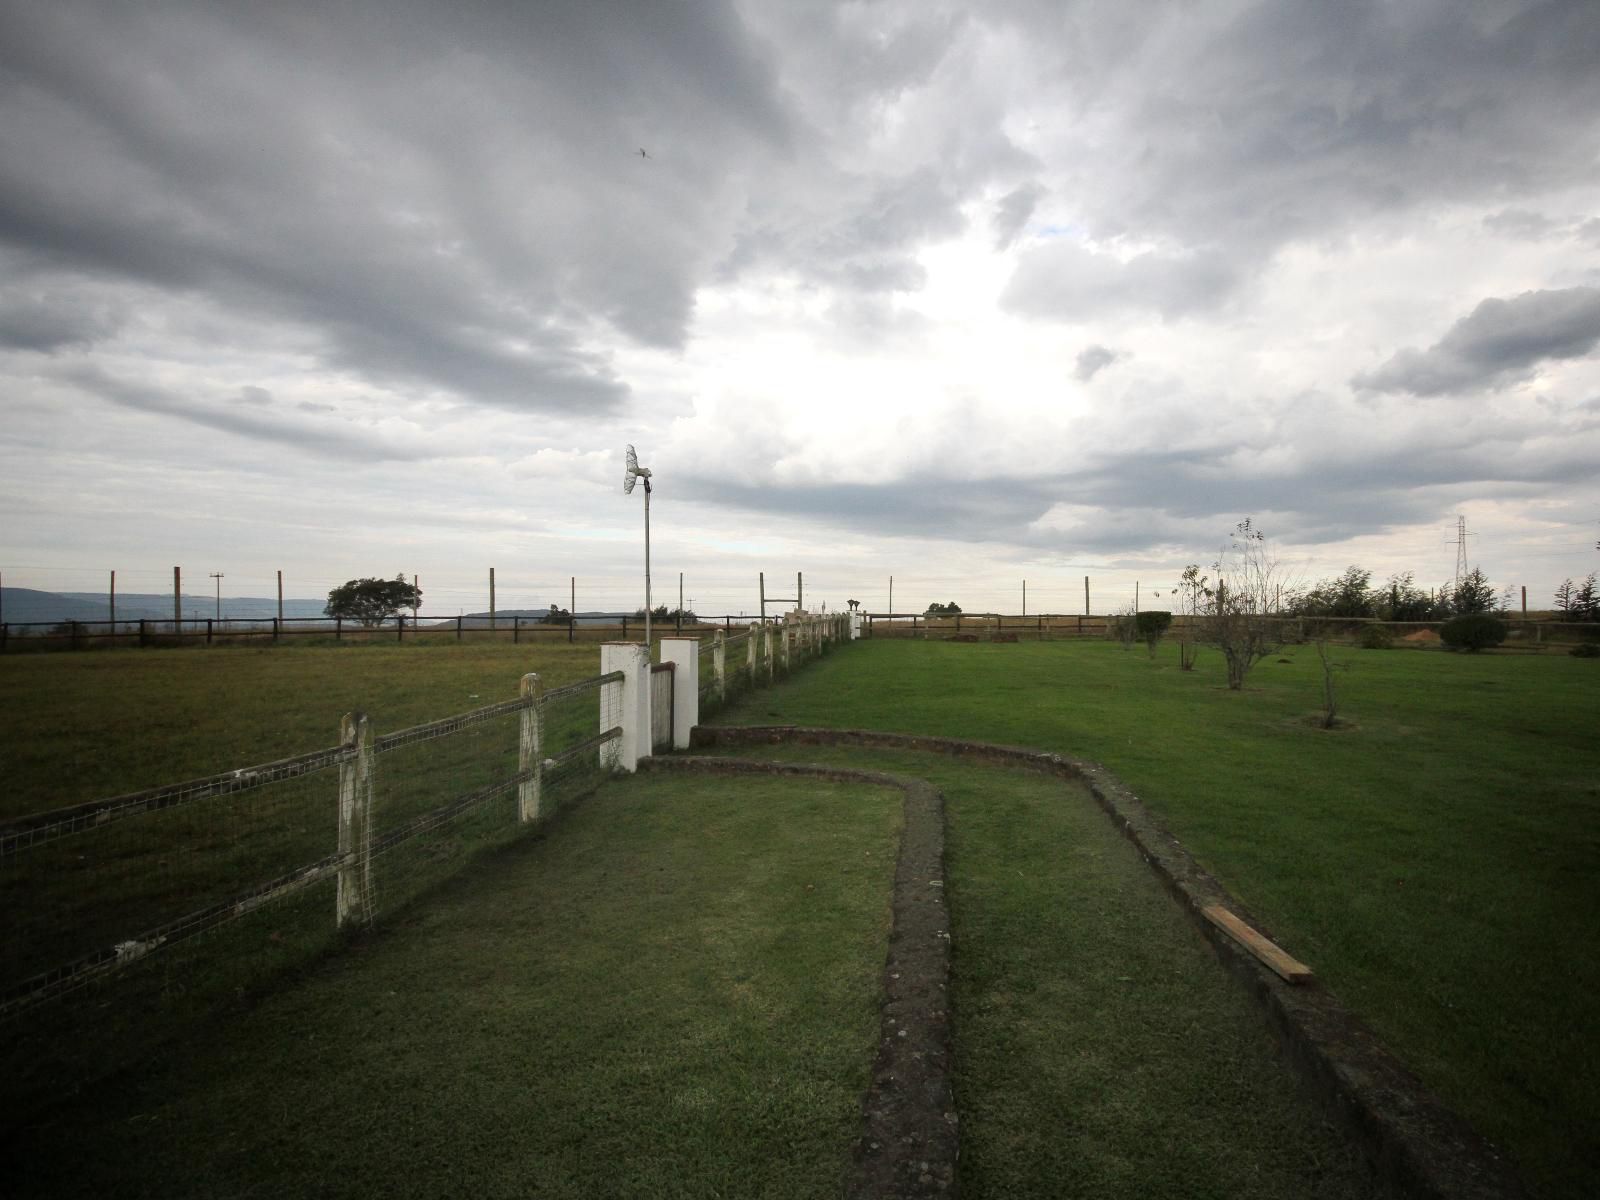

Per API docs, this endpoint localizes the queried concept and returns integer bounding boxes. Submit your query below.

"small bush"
[1440,613,1508,652]
[1570,642,1600,658]
[1359,625,1394,650]
[1136,610,1172,656]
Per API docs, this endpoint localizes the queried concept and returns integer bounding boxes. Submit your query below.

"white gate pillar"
[600,642,651,772]
[660,638,700,749]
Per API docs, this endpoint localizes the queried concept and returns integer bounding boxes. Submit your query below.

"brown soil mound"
[1403,629,1441,644]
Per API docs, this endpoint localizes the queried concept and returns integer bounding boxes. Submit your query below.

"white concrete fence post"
[336,711,373,928]
[748,623,758,686]
[600,642,651,772]
[661,638,699,749]
[764,623,775,682]
[850,611,862,640]
[518,672,543,822]
[782,624,791,672]
[713,629,726,702]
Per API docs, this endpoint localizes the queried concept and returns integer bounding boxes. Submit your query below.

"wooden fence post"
[518,673,543,822]
[714,629,726,702]
[337,712,373,928]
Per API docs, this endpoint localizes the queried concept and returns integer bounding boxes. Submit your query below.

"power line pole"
[209,572,224,620]
[1452,515,1470,587]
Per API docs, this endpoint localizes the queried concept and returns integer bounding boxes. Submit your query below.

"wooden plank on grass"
[1202,905,1313,984]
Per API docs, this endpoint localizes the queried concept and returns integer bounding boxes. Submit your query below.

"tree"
[924,601,963,615]
[1450,567,1497,615]
[1380,571,1437,622]
[1571,573,1599,622]
[324,575,422,626]
[1294,566,1375,618]
[1555,578,1576,617]
[1202,519,1291,690]
[540,605,573,625]
[633,605,696,623]
[1175,565,1210,671]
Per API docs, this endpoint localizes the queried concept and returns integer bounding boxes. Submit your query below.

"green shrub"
[1359,625,1394,650]
[1570,642,1600,658]
[1135,610,1173,657]
[1440,613,1508,652]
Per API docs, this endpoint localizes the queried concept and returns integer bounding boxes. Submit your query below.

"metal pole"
[490,567,496,630]
[210,572,223,621]
[1084,575,1089,616]
[759,571,766,623]
[570,576,576,643]
[110,570,116,631]
[174,565,181,632]
[889,575,893,615]
[797,571,803,613]
[644,482,652,652]
[277,570,283,623]
[1022,579,1026,617]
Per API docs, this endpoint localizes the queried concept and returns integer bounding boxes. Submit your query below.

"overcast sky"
[3,0,1598,617]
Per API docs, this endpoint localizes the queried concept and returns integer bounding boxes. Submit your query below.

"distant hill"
[2,587,328,625]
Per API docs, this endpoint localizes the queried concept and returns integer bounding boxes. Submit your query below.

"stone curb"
[687,725,1526,1200]
[639,755,959,1197]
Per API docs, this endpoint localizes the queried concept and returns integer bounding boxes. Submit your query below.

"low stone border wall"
[639,755,958,1198]
[689,725,1525,1200]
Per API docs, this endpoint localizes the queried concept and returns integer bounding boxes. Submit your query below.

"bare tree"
[1203,519,1291,690]
[1175,565,1209,671]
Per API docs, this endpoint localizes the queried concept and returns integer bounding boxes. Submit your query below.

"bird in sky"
[638,147,649,158]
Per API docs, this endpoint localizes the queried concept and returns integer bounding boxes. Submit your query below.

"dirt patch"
[1403,629,1442,644]
[640,755,958,1197]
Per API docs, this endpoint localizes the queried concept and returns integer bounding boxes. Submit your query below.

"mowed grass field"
[4,635,1596,1195]
[6,771,902,1199]
[0,641,608,817]
[724,637,1600,1200]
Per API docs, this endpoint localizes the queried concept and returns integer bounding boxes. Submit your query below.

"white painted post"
[337,712,373,928]
[600,642,651,772]
[713,629,726,702]
[661,638,699,749]
[782,624,791,672]
[850,611,863,640]
[764,623,775,682]
[518,672,543,822]
[747,623,758,685]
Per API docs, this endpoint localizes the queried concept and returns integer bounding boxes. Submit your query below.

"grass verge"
[4,769,901,1199]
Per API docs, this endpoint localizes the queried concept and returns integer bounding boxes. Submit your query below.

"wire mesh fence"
[0,669,626,1025]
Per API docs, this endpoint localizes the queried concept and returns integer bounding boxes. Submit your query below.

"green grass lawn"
[5,770,901,1199]
[722,637,1600,1200]
[0,641,608,817]
[712,741,1378,1198]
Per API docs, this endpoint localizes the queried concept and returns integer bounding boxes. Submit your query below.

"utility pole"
[276,570,283,622]
[797,571,803,612]
[413,575,420,621]
[1084,575,1090,616]
[110,570,116,629]
[1452,515,1470,587]
[1022,579,1027,616]
[489,567,496,629]
[889,575,893,614]
[679,571,683,617]
[174,566,182,631]
[209,572,224,620]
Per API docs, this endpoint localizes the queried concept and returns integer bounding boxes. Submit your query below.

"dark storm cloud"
[60,365,440,461]
[0,287,121,352]
[1074,345,1117,381]
[1000,0,1600,311]
[0,0,797,411]
[1354,287,1600,395]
